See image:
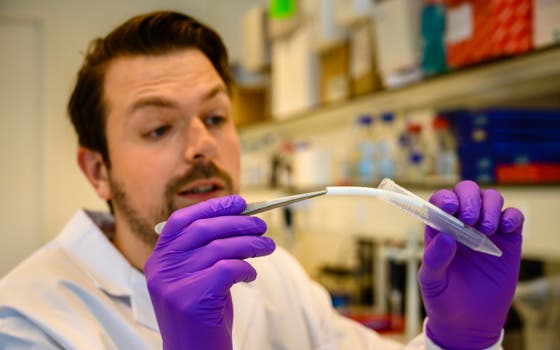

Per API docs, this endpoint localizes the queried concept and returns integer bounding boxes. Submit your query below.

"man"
[0,11,524,350]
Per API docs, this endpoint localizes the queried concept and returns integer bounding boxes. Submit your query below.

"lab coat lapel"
[58,210,132,297]
[59,210,159,331]
[129,268,159,331]
[231,281,264,349]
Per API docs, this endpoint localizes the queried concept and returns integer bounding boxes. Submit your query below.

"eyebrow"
[128,84,228,115]
[129,96,179,115]
[202,84,228,102]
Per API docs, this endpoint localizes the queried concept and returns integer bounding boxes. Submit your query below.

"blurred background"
[1,0,559,348]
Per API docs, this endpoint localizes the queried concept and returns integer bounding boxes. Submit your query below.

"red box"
[445,0,533,68]
[496,163,560,184]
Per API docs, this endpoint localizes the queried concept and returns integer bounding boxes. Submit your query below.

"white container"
[533,0,560,48]
[292,144,334,188]
[372,0,424,88]
[241,3,269,72]
[271,25,319,118]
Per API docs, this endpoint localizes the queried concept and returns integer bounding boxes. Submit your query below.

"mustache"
[165,162,234,197]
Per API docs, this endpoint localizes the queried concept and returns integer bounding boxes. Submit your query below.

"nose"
[183,118,217,163]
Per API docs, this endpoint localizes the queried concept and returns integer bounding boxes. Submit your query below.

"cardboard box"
[349,19,381,96]
[232,84,269,127]
[351,70,378,96]
[319,41,350,104]
[496,163,560,184]
[445,0,533,69]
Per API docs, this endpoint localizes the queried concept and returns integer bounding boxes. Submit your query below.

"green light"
[269,0,297,19]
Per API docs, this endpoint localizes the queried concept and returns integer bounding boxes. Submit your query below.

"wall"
[0,18,42,276]
[0,0,262,274]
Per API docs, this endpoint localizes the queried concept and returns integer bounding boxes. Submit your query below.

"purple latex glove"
[419,181,524,350]
[144,195,275,350]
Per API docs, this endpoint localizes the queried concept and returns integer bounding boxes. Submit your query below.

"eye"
[204,115,227,128]
[145,125,171,139]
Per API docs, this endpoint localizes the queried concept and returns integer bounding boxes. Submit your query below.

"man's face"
[102,49,240,245]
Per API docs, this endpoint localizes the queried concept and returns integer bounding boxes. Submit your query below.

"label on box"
[446,3,473,44]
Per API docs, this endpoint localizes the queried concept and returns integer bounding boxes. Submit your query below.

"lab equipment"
[420,0,447,76]
[402,122,428,183]
[514,275,560,350]
[154,190,327,234]
[326,179,502,257]
[352,114,379,184]
[378,178,501,256]
[432,116,458,182]
[377,112,398,179]
[241,189,328,215]
[155,179,501,257]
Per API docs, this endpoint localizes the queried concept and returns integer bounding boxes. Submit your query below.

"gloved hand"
[144,195,275,350]
[419,180,524,350]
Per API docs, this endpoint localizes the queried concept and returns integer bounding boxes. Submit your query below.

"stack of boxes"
[444,108,560,184]
[237,0,560,123]
[444,0,533,69]
[237,0,560,185]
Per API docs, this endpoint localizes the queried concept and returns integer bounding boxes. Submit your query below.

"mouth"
[181,184,221,195]
[177,179,228,201]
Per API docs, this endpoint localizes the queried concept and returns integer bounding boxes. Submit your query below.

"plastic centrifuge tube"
[326,179,502,257]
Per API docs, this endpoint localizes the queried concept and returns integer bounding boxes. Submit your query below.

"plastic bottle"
[403,122,428,183]
[377,112,397,179]
[432,115,458,182]
[395,122,411,181]
[420,0,447,77]
[352,114,378,184]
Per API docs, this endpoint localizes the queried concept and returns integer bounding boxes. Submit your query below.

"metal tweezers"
[154,189,327,234]
[241,189,327,215]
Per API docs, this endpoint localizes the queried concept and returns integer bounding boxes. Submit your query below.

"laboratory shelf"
[243,182,560,195]
[238,47,560,261]
[238,45,560,140]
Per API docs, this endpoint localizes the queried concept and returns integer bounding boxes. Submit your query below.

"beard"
[108,162,235,248]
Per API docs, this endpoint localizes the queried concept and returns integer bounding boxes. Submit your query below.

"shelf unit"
[239,46,560,141]
[237,46,560,262]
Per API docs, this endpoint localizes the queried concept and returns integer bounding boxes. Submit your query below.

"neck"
[112,222,153,272]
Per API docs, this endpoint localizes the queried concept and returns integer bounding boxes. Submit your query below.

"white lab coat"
[0,209,496,349]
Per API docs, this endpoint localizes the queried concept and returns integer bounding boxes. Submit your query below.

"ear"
[77,147,111,200]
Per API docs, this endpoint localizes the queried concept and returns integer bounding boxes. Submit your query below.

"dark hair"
[68,11,232,166]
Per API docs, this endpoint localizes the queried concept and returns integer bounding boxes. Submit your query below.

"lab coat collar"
[57,209,159,331]
[231,279,262,348]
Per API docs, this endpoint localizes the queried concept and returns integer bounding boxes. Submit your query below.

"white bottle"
[432,115,458,182]
[352,114,378,185]
[377,112,398,179]
[403,122,428,183]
